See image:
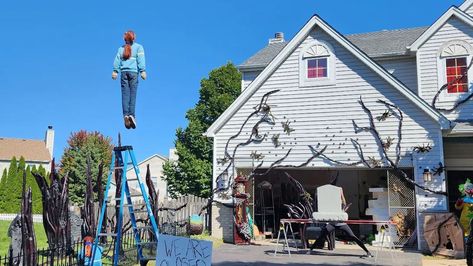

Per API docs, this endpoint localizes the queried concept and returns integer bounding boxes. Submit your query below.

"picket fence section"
[0,213,43,223]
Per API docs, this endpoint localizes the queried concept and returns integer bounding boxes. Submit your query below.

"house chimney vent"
[269,32,285,44]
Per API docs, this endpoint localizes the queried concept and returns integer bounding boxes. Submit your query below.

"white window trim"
[299,40,336,87]
[436,40,473,101]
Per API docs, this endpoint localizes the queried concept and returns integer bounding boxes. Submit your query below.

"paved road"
[212,243,423,266]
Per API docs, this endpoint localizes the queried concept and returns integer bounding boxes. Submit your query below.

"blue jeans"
[120,71,138,117]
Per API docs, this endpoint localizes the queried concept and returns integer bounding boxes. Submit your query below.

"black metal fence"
[0,230,159,266]
[0,240,84,266]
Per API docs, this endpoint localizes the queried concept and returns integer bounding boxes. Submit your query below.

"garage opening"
[242,168,416,247]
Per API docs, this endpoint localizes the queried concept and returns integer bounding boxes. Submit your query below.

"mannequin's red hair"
[122,31,135,60]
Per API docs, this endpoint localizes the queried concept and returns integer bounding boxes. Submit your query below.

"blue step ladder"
[90,145,159,266]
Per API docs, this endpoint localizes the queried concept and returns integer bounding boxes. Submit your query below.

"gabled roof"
[239,27,427,70]
[0,138,51,162]
[207,15,450,137]
[409,6,473,51]
[460,0,473,13]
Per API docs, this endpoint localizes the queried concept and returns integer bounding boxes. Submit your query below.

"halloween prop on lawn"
[423,213,464,259]
[8,171,37,266]
[81,157,105,239]
[32,161,72,251]
[456,179,473,236]
[467,218,473,266]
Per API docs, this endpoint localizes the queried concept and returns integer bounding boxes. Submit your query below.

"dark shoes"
[124,116,131,129]
[124,115,137,129]
[129,115,137,129]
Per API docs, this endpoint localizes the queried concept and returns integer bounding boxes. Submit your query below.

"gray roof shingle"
[239,27,428,69]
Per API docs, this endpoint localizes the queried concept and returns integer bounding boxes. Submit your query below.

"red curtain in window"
[307,58,328,78]
[446,57,468,93]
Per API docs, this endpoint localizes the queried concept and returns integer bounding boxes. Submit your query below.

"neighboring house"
[110,153,168,201]
[0,126,54,175]
[205,1,473,251]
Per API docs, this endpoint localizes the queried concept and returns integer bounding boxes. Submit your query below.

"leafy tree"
[60,130,113,205]
[163,62,241,198]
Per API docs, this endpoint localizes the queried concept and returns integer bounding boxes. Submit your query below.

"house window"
[300,41,336,87]
[307,58,328,78]
[438,41,472,97]
[446,57,468,93]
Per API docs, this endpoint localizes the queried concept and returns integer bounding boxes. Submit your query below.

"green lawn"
[0,220,48,256]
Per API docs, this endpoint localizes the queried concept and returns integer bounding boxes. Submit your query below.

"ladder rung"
[128,194,143,197]
[138,242,157,245]
[135,226,153,230]
[98,233,117,237]
[133,209,149,213]
[127,178,139,181]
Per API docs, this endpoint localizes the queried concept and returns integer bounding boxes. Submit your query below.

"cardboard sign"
[156,234,212,266]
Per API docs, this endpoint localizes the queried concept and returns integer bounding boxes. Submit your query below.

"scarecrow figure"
[455,179,473,236]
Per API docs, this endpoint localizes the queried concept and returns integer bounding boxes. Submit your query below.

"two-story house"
[205,1,473,250]
[0,126,54,175]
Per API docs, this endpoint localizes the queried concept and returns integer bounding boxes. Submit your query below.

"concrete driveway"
[212,243,423,266]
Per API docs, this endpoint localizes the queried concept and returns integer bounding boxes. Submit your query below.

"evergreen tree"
[163,62,241,198]
[60,130,113,205]
[0,169,7,210]
[2,157,19,212]
[27,165,43,213]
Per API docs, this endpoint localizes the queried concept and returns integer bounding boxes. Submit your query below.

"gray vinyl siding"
[377,58,419,95]
[417,17,473,121]
[464,5,473,18]
[214,27,445,197]
[241,70,261,91]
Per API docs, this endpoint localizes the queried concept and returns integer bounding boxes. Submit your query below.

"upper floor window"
[307,58,328,78]
[300,41,336,87]
[438,41,472,96]
[446,57,468,93]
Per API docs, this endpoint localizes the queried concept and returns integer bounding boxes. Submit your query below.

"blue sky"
[0,0,463,162]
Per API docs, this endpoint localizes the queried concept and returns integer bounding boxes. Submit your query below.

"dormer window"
[307,58,328,78]
[438,41,472,96]
[300,41,336,87]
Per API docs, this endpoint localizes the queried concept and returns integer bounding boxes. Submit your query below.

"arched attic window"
[439,41,472,94]
[300,41,336,87]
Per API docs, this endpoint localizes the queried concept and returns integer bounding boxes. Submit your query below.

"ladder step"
[114,145,133,152]
[135,226,153,230]
[133,209,149,213]
[98,233,117,237]
[127,178,139,181]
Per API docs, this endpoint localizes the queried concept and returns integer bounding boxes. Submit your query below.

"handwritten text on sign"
[156,234,212,266]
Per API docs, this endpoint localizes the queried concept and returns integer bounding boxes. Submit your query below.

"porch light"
[423,168,433,183]
[217,171,229,191]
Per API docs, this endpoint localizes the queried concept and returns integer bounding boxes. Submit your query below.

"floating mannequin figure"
[455,179,473,236]
[112,30,146,129]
